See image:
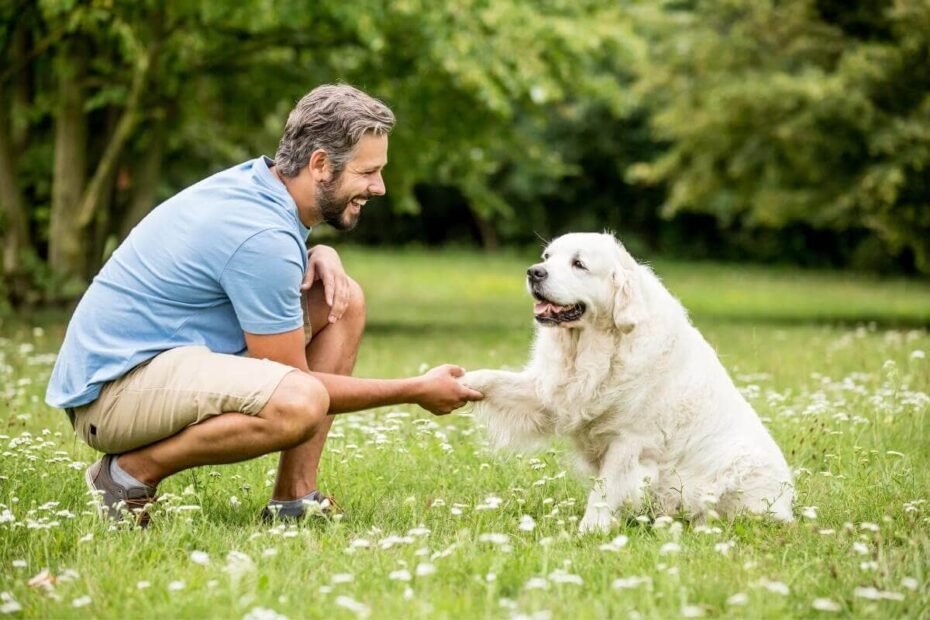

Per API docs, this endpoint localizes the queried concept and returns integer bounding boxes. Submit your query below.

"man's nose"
[527,265,548,282]
[369,172,386,196]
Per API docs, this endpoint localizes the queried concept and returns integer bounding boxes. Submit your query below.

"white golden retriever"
[462,232,793,533]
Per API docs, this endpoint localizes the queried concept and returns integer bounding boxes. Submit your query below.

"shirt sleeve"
[219,229,305,334]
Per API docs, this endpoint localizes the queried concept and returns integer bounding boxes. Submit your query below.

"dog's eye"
[572,259,587,271]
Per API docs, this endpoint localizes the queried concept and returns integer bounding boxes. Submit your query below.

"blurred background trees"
[1,0,928,307]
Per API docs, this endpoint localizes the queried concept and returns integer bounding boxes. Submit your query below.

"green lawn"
[1,248,929,619]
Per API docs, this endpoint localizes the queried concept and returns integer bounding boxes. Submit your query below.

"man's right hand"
[414,364,484,415]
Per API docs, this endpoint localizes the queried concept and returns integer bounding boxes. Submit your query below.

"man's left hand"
[303,245,350,323]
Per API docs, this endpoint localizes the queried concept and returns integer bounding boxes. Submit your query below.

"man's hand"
[414,365,484,415]
[303,245,350,324]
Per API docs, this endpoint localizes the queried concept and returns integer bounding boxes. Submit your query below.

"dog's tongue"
[534,301,568,316]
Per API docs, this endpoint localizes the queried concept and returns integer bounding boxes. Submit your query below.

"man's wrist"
[400,376,426,407]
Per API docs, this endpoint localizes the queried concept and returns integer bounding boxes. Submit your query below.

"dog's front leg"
[579,440,657,534]
[460,369,549,449]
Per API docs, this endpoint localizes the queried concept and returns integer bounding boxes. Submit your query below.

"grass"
[1,247,929,619]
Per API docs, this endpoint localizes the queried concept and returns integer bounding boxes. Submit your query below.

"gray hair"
[274,84,395,178]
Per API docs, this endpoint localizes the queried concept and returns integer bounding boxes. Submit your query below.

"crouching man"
[45,84,483,526]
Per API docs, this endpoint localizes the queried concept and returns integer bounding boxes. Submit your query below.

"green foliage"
[2,0,930,307]
[629,0,930,273]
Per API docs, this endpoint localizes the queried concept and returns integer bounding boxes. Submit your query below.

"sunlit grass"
[1,248,928,618]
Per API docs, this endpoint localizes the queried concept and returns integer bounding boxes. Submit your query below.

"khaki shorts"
[71,346,297,454]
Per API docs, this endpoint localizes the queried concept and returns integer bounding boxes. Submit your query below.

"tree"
[629,0,930,273]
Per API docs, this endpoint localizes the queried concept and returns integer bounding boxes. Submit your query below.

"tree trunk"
[120,118,165,239]
[48,40,88,284]
[74,43,154,229]
[471,208,500,251]
[0,93,34,303]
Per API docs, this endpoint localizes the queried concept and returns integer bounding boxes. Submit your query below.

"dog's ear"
[612,267,646,334]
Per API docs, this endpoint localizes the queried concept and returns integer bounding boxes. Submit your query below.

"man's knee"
[262,372,330,446]
[344,277,366,325]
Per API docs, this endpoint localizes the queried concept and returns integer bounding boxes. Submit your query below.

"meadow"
[1,247,929,619]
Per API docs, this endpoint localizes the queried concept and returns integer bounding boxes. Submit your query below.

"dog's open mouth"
[532,297,586,325]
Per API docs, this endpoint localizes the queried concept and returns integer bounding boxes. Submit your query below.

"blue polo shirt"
[46,156,310,409]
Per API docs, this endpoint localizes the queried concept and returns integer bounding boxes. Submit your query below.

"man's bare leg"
[271,278,365,500]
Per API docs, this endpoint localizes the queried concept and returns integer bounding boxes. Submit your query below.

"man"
[45,84,483,526]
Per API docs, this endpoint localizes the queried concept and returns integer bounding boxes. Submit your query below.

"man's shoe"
[260,490,343,523]
[84,455,157,528]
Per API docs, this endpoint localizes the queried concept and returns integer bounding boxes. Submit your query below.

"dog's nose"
[527,265,548,282]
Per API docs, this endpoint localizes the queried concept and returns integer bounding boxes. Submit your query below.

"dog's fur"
[462,233,793,533]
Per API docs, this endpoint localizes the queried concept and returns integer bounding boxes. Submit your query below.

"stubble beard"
[317,174,361,232]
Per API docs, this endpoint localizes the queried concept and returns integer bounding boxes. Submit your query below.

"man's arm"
[244,328,482,415]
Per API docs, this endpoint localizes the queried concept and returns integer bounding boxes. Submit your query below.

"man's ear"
[612,268,646,334]
[308,149,332,181]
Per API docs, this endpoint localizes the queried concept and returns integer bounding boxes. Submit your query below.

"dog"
[461,232,793,533]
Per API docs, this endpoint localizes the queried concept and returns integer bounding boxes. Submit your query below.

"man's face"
[317,133,388,231]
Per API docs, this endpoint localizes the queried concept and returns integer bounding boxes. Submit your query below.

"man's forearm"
[307,371,423,414]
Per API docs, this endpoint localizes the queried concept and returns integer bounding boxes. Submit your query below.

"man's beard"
[317,175,364,232]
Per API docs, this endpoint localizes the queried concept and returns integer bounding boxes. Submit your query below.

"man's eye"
[572,259,587,271]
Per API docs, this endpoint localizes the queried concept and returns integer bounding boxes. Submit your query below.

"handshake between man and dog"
[460,232,794,533]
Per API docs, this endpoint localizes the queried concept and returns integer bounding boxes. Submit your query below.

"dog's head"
[527,232,645,332]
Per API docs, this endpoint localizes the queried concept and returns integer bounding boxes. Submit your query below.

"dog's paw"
[459,369,498,393]
[578,508,614,534]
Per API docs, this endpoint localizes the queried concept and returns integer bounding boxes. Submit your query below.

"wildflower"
[388,569,412,582]
[653,515,674,529]
[243,607,288,620]
[11,560,26,568]
[612,576,651,590]
[168,580,186,592]
[225,551,255,579]
[681,605,705,617]
[714,541,735,556]
[334,595,370,618]
[28,569,55,589]
[901,577,918,591]
[599,535,629,552]
[190,551,210,566]
[478,533,510,546]
[1,592,22,614]
[137,581,150,589]
[331,573,354,584]
[853,587,904,601]
[800,506,817,520]
[524,577,549,590]
[72,596,92,608]
[415,563,436,577]
[760,579,790,596]
[726,593,748,606]
[379,535,414,549]
[476,496,503,511]
[812,598,841,612]
[519,515,536,532]
[659,542,680,555]
[548,570,583,585]
[851,542,869,555]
